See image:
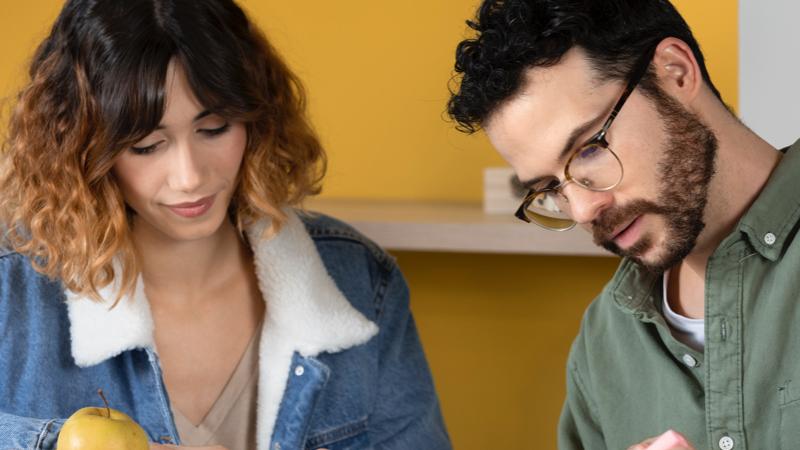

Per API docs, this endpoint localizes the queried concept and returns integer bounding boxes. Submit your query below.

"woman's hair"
[0,0,326,302]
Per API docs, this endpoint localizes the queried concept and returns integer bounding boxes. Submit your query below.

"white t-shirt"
[662,270,705,352]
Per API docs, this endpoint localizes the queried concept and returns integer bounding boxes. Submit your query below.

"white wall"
[739,0,800,148]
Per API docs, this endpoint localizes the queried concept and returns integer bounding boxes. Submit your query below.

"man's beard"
[592,89,718,273]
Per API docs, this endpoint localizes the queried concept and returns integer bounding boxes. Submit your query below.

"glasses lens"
[567,143,623,191]
[523,191,575,230]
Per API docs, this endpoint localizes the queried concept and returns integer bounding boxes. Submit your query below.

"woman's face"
[112,62,247,242]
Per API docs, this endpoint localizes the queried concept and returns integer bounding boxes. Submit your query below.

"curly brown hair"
[0,0,326,303]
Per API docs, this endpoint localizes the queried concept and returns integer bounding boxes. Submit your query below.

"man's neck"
[668,111,782,318]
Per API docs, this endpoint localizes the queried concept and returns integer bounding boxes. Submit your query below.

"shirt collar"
[736,139,800,261]
[65,209,378,367]
[610,258,661,318]
[611,138,800,315]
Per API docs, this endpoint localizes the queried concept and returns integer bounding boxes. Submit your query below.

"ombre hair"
[0,0,326,302]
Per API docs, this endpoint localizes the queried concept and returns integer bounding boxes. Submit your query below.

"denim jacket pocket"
[304,417,370,450]
[779,380,800,450]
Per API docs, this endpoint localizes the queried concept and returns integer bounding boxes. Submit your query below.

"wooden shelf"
[306,198,614,256]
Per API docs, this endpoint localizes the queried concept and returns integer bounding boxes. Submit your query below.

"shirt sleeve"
[558,357,606,450]
[0,411,65,450]
[368,265,452,450]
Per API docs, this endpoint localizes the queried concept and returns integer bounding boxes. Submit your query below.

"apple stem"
[97,388,111,418]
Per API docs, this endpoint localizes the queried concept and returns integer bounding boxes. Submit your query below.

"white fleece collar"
[65,210,379,447]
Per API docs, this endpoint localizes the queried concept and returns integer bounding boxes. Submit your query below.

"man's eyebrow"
[155,110,213,130]
[518,111,608,189]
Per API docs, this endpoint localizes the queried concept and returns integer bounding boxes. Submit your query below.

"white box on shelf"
[483,167,524,215]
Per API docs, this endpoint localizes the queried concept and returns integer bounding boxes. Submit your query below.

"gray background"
[739,0,799,148]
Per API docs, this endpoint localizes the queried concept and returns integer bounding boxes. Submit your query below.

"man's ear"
[651,37,703,104]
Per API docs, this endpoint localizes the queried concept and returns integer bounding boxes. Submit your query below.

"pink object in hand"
[647,430,691,450]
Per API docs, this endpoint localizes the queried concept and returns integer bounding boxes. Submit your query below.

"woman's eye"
[199,123,230,136]
[129,141,161,155]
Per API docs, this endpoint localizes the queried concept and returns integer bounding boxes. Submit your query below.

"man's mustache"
[591,199,668,245]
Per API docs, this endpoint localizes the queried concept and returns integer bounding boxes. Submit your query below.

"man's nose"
[561,183,613,225]
[167,140,205,193]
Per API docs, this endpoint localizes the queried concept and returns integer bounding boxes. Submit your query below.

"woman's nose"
[167,141,205,194]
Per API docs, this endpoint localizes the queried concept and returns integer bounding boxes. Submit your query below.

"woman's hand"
[627,429,695,450]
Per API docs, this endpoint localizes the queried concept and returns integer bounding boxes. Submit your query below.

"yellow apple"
[56,390,149,450]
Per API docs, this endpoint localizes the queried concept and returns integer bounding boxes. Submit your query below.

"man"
[448,1,795,449]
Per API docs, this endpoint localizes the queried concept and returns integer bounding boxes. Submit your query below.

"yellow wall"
[248,1,739,202]
[0,1,737,449]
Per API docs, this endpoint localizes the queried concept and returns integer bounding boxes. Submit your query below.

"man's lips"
[610,216,639,241]
[610,215,646,250]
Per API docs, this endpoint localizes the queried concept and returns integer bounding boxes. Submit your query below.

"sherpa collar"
[64,210,379,446]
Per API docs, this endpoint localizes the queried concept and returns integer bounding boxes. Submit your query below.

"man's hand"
[627,429,695,450]
[149,445,229,450]
[149,446,330,450]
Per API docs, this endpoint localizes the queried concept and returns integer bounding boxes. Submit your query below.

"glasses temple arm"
[597,46,658,139]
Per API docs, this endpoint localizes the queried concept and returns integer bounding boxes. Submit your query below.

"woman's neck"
[131,218,252,307]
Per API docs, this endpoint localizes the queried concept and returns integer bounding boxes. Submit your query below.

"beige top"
[172,323,261,450]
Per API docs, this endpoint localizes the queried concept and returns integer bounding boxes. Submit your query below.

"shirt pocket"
[779,380,800,450]
[304,417,370,450]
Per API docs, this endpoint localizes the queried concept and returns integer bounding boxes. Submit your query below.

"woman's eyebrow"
[155,110,212,130]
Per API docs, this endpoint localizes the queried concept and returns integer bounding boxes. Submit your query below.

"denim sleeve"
[0,411,64,450]
[368,265,452,450]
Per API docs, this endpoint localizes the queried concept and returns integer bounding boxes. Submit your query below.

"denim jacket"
[0,210,451,450]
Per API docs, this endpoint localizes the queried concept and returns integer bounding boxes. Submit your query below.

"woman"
[0,1,451,449]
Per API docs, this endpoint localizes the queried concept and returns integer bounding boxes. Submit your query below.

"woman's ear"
[651,37,703,103]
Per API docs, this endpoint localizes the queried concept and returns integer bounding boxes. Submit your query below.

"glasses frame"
[514,47,658,230]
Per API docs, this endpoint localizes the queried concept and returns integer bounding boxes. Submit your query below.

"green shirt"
[558,139,800,450]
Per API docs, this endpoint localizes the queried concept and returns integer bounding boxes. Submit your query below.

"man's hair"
[0,0,326,303]
[447,0,722,133]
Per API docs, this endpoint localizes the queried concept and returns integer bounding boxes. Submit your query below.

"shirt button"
[719,435,734,450]
[682,354,698,368]
[274,443,281,450]
[764,232,777,245]
[294,365,305,376]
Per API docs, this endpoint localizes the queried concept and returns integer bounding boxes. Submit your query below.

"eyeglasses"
[514,48,657,231]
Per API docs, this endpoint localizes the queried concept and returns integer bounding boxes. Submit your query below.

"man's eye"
[576,144,603,160]
[534,178,560,191]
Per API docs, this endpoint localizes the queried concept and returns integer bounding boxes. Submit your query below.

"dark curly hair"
[447,0,722,133]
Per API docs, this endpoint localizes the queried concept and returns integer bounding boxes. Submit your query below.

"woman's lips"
[612,215,643,249]
[165,194,216,218]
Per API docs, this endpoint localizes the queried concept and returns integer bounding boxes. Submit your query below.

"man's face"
[485,48,717,272]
